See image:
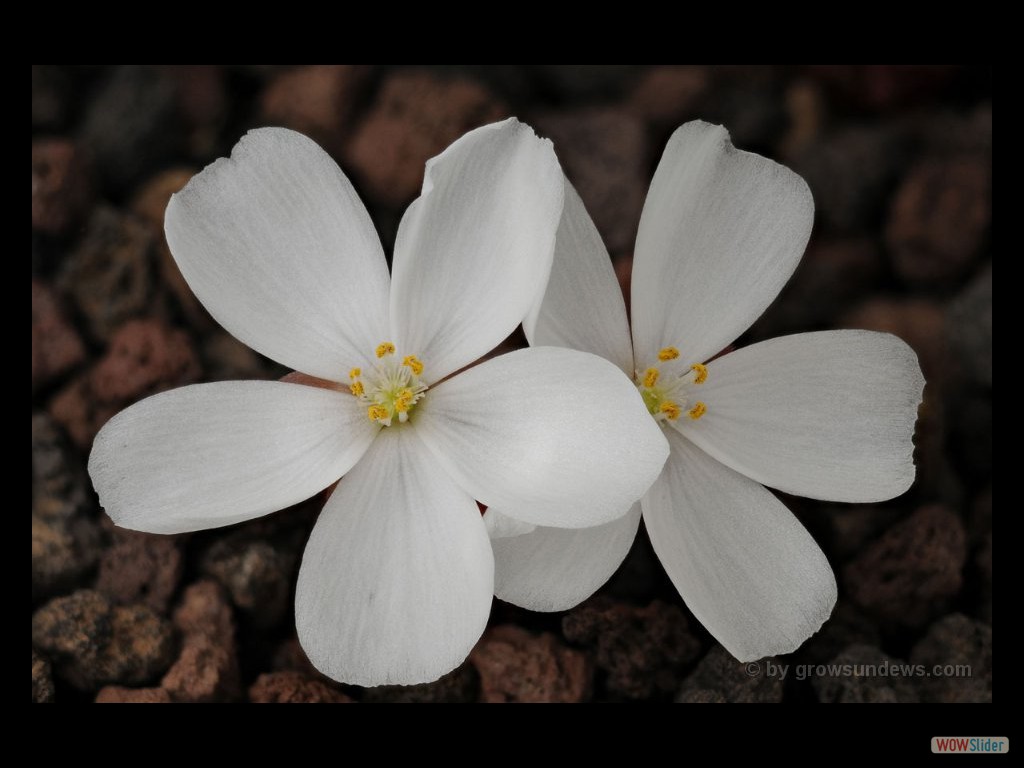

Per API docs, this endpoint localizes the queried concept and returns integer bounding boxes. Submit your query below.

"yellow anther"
[349,381,365,397]
[367,404,388,422]
[375,342,396,358]
[660,401,682,421]
[349,367,361,380]
[690,363,708,384]
[688,402,707,420]
[402,355,424,376]
[643,368,660,388]
[393,388,414,413]
[658,347,680,361]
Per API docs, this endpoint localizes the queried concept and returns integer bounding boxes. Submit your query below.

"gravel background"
[32,64,992,703]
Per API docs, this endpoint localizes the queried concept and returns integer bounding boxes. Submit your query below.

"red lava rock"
[165,65,225,156]
[676,646,783,703]
[844,505,967,630]
[200,537,293,628]
[627,66,708,128]
[260,65,372,154]
[779,80,826,160]
[95,685,172,703]
[797,600,883,665]
[535,108,648,255]
[886,157,990,286]
[806,65,960,112]
[346,71,508,207]
[50,319,200,449]
[31,280,86,391]
[470,624,592,703]
[32,139,93,236]
[32,514,100,602]
[32,65,68,130]
[32,412,90,522]
[947,264,992,388]
[96,528,184,612]
[129,168,211,330]
[811,644,920,703]
[562,597,700,699]
[249,672,354,704]
[161,580,240,702]
[56,206,156,342]
[202,331,271,381]
[910,613,991,703]
[363,661,480,703]
[31,590,176,690]
[32,649,55,703]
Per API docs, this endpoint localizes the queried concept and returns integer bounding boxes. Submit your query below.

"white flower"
[486,121,925,661]
[87,119,669,686]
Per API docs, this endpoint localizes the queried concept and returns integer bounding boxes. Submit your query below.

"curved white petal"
[631,120,814,369]
[89,381,378,534]
[643,430,836,661]
[484,509,537,540]
[675,330,924,503]
[416,346,669,528]
[524,177,634,376]
[166,128,390,380]
[488,504,641,612]
[295,428,493,686]
[390,119,564,382]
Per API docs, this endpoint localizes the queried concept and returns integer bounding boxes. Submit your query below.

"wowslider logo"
[932,737,1009,754]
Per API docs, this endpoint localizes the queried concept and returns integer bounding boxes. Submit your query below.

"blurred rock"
[31,280,86,392]
[32,412,89,521]
[32,514,101,602]
[948,390,992,487]
[532,65,640,100]
[200,537,293,628]
[32,140,94,236]
[700,71,787,150]
[795,125,907,233]
[806,65,960,112]
[562,597,700,699]
[844,505,966,630]
[32,649,55,703]
[260,65,372,154]
[886,157,990,286]
[56,206,156,343]
[96,528,184,612]
[910,613,991,703]
[249,672,353,704]
[129,168,211,330]
[79,66,180,193]
[676,646,783,703]
[202,330,271,381]
[812,644,919,703]
[162,580,240,702]
[95,685,172,703]
[536,108,648,255]
[752,238,884,339]
[975,531,992,624]
[346,71,508,207]
[471,624,591,703]
[50,319,201,449]
[165,65,226,157]
[818,505,904,564]
[780,80,826,160]
[947,264,992,388]
[31,590,176,690]
[32,65,68,130]
[798,600,883,665]
[364,661,479,703]
[627,66,708,129]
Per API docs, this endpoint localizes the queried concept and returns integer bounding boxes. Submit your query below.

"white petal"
[166,128,390,381]
[488,505,641,612]
[389,119,564,382]
[643,429,837,661]
[416,346,669,528]
[295,428,493,686]
[523,177,634,376]
[675,330,925,503]
[484,509,536,540]
[88,381,378,534]
[630,120,814,369]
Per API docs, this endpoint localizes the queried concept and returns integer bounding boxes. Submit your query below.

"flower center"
[636,346,708,423]
[349,342,428,426]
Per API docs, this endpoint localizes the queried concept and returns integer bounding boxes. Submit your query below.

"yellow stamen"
[349,367,361,380]
[690,363,708,384]
[658,347,680,361]
[688,402,707,420]
[375,342,395,358]
[402,355,424,376]
[643,367,660,388]
[350,381,365,397]
[367,404,388,422]
[660,401,682,420]
[394,388,414,413]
